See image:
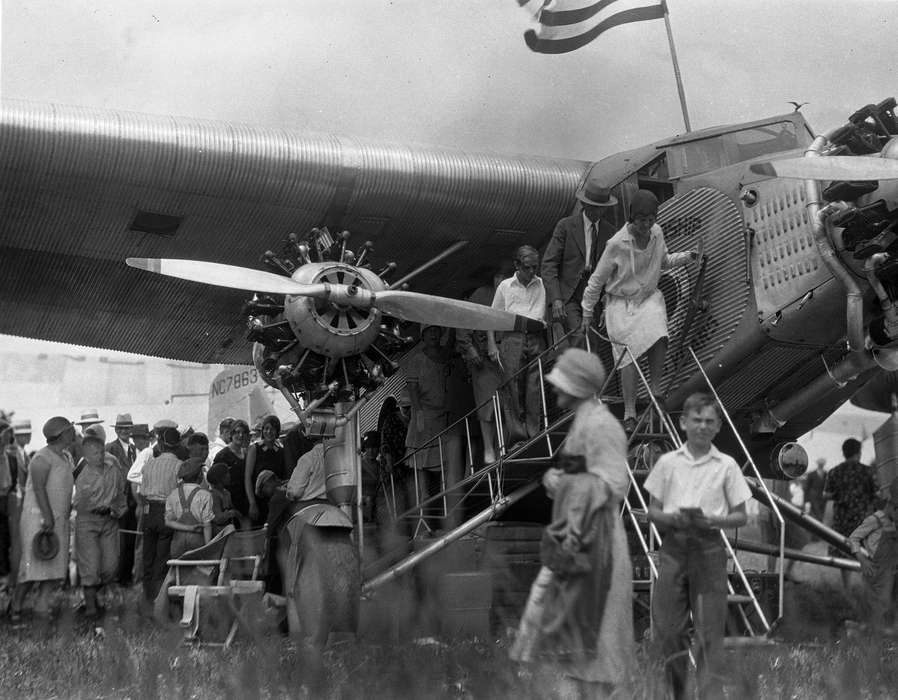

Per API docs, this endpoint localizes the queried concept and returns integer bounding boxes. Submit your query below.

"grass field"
[2,583,898,700]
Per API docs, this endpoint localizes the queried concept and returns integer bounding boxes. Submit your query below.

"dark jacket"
[541,211,615,305]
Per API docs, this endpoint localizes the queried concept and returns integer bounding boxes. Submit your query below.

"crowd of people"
[0,411,325,621]
[0,181,889,700]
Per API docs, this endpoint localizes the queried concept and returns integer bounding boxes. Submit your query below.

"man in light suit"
[541,180,617,346]
[106,413,138,586]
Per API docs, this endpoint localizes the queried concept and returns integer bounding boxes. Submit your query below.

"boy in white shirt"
[644,393,751,700]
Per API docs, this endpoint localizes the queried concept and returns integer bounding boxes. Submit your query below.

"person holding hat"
[138,427,183,602]
[542,180,618,346]
[164,458,213,558]
[73,433,128,618]
[11,417,76,622]
[510,349,633,695]
[580,189,698,432]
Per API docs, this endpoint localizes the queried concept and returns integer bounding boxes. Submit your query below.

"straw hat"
[75,409,103,426]
[32,531,60,561]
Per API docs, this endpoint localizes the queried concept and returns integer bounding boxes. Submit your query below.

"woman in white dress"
[11,417,76,621]
[580,189,696,432]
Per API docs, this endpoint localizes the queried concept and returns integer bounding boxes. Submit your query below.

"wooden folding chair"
[163,525,270,647]
[157,525,235,638]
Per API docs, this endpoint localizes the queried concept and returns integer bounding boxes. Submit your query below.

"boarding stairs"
[620,347,784,645]
[359,332,783,645]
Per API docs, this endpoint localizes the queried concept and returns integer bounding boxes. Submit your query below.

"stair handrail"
[393,325,583,474]
[364,334,624,583]
[686,346,785,625]
[617,343,774,636]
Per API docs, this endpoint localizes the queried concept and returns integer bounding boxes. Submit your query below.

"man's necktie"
[588,222,598,270]
[128,445,136,465]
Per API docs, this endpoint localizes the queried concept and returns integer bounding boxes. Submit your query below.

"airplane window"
[667,122,800,179]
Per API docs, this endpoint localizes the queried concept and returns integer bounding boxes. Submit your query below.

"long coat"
[510,399,633,686]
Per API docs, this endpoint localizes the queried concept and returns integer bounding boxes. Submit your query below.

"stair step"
[727,594,755,605]
[723,636,777,648]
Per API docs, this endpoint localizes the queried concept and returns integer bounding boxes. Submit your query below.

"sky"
[1,0,896,437]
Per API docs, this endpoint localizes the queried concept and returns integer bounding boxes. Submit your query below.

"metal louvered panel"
[747,179,829,318]
[714,345,819,408]
[657,187,751,391]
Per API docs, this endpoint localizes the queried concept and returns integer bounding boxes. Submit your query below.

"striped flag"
[519,0,667,54]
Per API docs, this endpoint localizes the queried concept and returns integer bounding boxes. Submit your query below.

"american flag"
[518,0,667,54]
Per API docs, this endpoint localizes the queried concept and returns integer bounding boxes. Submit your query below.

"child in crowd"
[206,462,242,534]
[644,393,751,700]
[164,458,213,558]
[848,478,898,632]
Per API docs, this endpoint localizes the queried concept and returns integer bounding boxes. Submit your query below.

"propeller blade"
[375,290,545,332]
[750,156,898,181]
[126,258,307,295]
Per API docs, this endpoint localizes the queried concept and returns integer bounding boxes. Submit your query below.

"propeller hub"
[283,262,386,357]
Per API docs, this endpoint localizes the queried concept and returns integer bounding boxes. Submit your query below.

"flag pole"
[661,0,691,132]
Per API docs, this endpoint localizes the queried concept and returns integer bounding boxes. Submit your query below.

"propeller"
[750,155,898,181]
[126,258,543,332]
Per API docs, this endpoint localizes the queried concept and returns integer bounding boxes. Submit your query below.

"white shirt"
[491,274,546,322]
[643,443,751,519]
[127,445,154,487]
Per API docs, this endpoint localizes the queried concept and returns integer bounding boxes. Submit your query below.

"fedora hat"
[75,409,104,426]
[114,413,133,429]
[12,419,31,435]
[32,530,60,561]
[575,181,618,207]
[130,423,151,439]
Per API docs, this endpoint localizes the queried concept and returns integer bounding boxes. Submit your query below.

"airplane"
[2,96,898,480]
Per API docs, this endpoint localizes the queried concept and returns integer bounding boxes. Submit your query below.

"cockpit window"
[667,121,801,179]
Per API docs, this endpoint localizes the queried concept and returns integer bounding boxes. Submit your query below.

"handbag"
[540,530,593,575]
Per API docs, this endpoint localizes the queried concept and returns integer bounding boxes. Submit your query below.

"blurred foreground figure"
[848,478,898,632]
[511,349,633,699]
